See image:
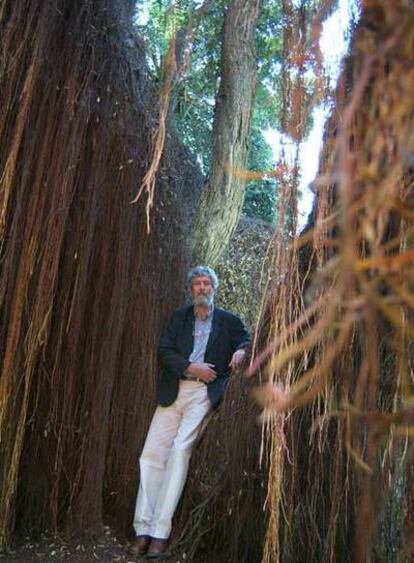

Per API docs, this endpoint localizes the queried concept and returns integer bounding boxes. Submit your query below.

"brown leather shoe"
[129,534,151,555]
[146,537,169,559]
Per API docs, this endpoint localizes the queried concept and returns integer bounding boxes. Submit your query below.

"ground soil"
[0,528,192,563]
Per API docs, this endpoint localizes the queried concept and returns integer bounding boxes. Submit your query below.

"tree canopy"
[136,0,284,224]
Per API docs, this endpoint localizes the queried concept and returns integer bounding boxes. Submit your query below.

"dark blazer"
[158,305,250,408]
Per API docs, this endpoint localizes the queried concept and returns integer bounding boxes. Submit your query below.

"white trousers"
[133,380,211,539]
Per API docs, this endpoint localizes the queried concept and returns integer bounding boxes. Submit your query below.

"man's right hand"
[186,362,217,383]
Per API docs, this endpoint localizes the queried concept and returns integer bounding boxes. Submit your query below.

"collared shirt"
[188,306,213,364]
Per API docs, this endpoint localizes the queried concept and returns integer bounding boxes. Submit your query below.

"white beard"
[193,293,214,307]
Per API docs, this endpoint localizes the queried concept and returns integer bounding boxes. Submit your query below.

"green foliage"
[243,124,278,224]
[243,180,277,224]
[173,0,225,172]
[136,0,283,224]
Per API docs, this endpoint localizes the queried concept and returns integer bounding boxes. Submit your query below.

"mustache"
[193,294,214,306]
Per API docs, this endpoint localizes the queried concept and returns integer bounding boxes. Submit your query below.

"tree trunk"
[190,0,261,266]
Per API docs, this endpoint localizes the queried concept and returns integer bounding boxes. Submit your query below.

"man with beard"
[130,266,250,558]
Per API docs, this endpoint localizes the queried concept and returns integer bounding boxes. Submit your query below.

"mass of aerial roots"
[0,0,190,548]
[252,1,414,561]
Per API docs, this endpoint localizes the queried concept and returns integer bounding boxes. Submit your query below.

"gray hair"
[185,265,219,298]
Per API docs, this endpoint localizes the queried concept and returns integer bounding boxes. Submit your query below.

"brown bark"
[190,0,261,266]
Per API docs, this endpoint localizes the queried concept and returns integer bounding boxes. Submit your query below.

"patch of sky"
[136,3,149,26]
[264,0,361,231]
[320,0,360,89]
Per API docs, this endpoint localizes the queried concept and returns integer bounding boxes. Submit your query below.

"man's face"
[191,275,214,306]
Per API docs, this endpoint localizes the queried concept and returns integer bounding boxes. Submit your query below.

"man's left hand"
[229,349,246,371]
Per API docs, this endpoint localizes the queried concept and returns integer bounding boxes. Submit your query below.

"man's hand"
[229,349,246,370]
[186,362,217,383]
